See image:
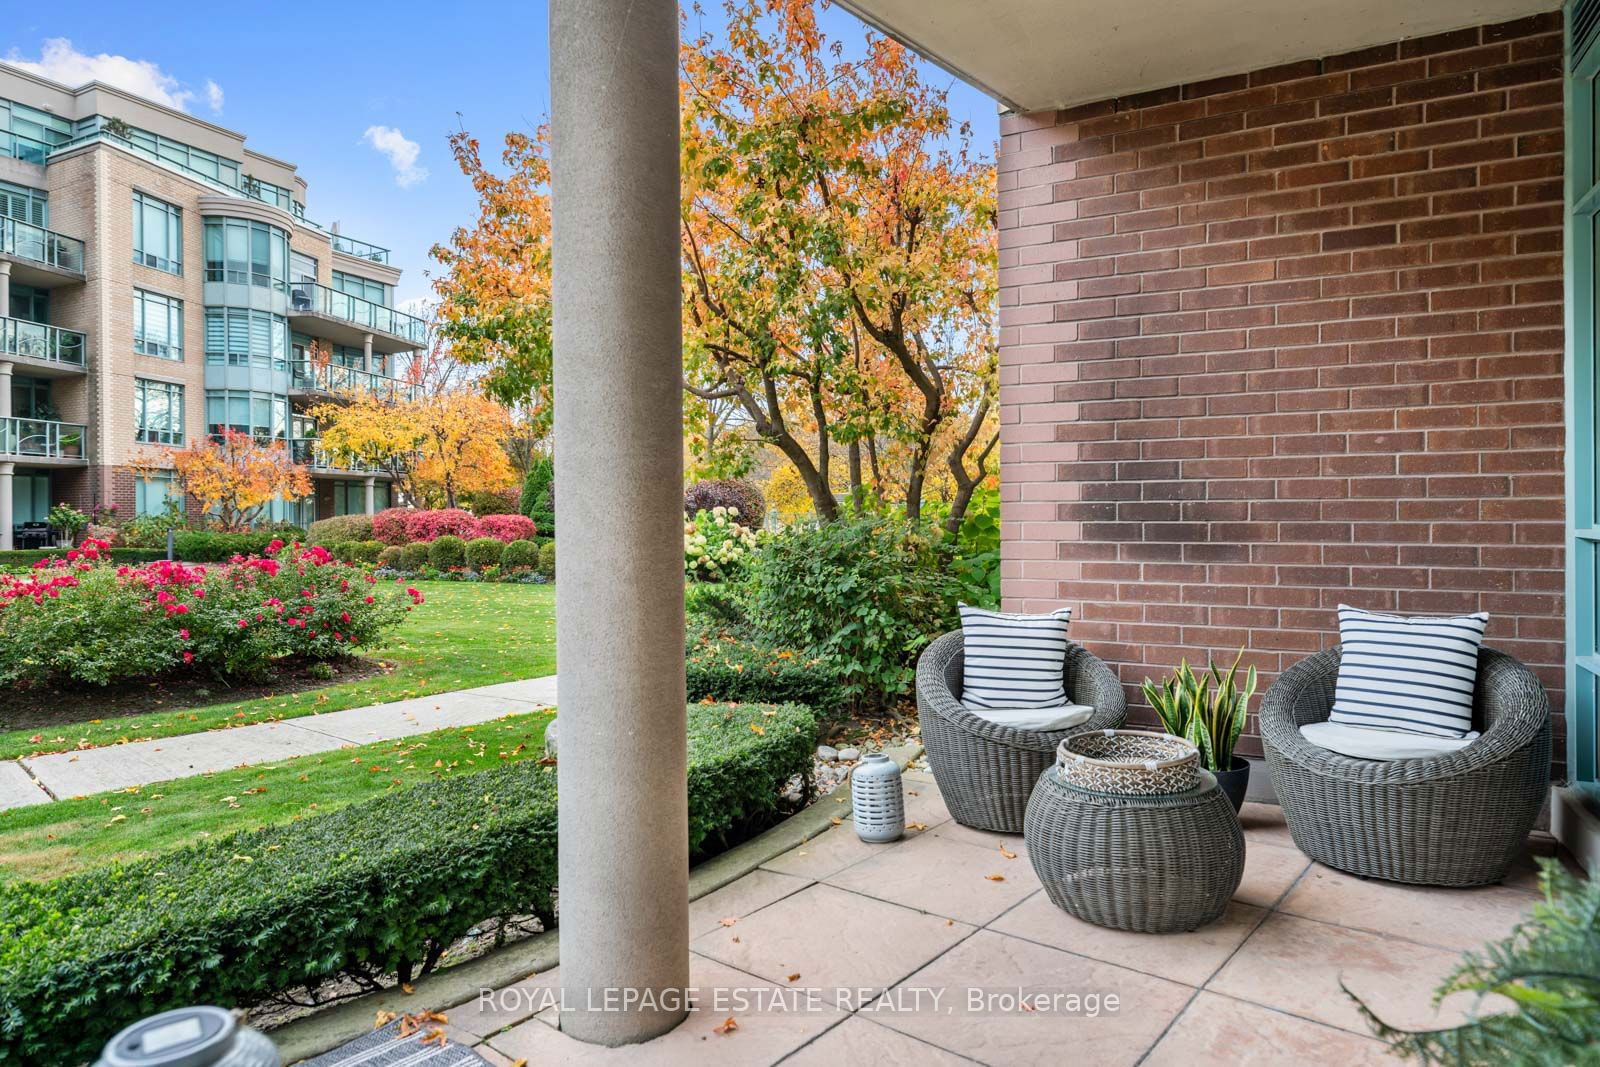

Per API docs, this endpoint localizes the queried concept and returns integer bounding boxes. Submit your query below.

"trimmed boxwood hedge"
[686,630,844,711]
[0,547,164,568]
[173,531,302,562]
[0,702,815,1064]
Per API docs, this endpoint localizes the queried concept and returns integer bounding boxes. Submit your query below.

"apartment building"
[0,63,425,548]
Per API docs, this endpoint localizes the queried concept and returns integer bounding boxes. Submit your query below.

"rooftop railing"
[286,280,427,347]
[331,235,391,264]
[0,217,85,274]
[0,317,87,367]
[0,418,87,460]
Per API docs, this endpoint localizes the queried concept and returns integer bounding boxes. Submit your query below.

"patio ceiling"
[833,0,1561,112]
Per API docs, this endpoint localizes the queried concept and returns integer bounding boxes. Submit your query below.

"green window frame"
[133,290,184,360]
[132,191,183,275]
[134,378,185,446]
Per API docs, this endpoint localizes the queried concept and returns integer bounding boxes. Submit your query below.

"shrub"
[461,487,520,515]
[377,545,404,568]
[306,514,375,545]
[173,531,289,562]
[684,478,766,529]
[428,535,467,569]
[116,500,187,548]
[372,507,413,545]
[537,540,556,577]
[465,537,505,570]
[0,548,164,569]
[406,509,479,543]
[0,541,421,687]
[475,513,538,543]
[686,581,750,633]
[0,702,816,1064]
[328,540,359,563]
[521,454,555,538]
[399,542,431,571]
[686,626,843,710]
[501,539,538,571]
[745,516,962,707]
[685,508,759,582]
[354,540,384,564]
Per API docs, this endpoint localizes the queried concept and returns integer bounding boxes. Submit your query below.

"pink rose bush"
[0,540,423,687]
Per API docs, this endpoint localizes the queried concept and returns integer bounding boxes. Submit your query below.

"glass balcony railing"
[0,217,86,274]
[1,130,51,165]
[0,418,87,460]
[331,235,391,264]
[0,317,87,367]
[290,360,417,401]
[290,438,389,474]
[286,280,426,346]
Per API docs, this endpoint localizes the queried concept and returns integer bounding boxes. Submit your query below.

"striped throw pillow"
[1330,605,1489,739]
[958,604,1074,711]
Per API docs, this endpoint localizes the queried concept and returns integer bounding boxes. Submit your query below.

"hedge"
[429,535,466,568]
[0,702,815,1064]
[537,539,556,577]
[686,630,844,711]
[173,531,303,562]
[0,548,164,569]
[399,542,431,571]
[501,539,537,570]
[306,514,375,545]
[465,537,504,569]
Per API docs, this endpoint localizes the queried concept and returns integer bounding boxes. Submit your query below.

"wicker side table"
[1023,766,1244,933]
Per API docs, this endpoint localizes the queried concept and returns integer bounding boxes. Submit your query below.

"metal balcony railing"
[0,317,87,367]
[331,235,391,264]
[0,217,86,274]
[0,418,87,459]
[285,280,426,346]
[289,360,417,401]
[290,438,390,474]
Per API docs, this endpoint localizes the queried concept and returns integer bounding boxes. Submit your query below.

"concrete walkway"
[0,675,558,810]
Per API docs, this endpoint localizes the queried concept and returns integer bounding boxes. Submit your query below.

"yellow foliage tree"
[133,431,311,531]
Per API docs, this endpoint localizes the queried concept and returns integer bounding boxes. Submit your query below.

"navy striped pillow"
[958,604,1073,711]
[1330,605,1489,739]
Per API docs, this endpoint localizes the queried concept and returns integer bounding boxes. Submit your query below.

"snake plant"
[1141,650,1257,773]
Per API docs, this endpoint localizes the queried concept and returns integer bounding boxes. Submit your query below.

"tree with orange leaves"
[134,431,312,531]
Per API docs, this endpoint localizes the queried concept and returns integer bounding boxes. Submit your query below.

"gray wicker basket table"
[1023,766,1244,933]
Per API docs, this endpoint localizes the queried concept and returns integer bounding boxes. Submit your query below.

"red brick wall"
[997,13,1567,763]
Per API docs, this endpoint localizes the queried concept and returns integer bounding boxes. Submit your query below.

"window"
[290,251,318,283]
[204,217,288,289]
[134,379,184,445]
[133,290,183,360]
[333,480,387,515]
[0,180,46,227]
[135,472,177,517]
[204,307,288,369]
[111,121,241,190]
[133,192,182,274]
[11,473,50,523]
[205,389,288,441]
[8,283,47,324]
[331,270,390,307]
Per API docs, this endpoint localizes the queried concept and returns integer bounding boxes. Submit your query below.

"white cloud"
[362,125,429,188]
[5,38,223,116]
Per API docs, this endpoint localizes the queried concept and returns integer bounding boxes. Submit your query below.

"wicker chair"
[916,630,1126,833]
[1260,646,1551,887]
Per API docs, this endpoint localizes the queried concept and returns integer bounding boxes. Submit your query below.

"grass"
[0,581,557,762]
[0,710,554,884]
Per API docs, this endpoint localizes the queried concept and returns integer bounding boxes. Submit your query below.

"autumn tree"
[134,432,311,531]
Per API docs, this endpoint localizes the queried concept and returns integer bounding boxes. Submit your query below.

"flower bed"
[0,701,816,1064]
[0,541,422,688]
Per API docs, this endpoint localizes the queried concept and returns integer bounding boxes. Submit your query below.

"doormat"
[297,1016,490,1066]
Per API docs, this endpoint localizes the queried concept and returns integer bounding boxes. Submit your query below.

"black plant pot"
[1214,756,1250,813]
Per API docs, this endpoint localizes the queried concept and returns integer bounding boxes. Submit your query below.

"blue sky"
[8,1,1000,305]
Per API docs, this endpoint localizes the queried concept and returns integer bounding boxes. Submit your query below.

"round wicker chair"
[1260,645,1551,887]
[916,630,1126,833]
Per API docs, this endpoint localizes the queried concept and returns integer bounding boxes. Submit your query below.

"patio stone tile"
[1501,838,1585,894]
[873,929,1192,1067]
[1278,864,1537,952]
[780,1016,975,1065]
[990,894,1267,987]
[759,823,894,881]
[445,968,562,1039]
[1208,912,1478,1034]
[901,778,955,828]
[691,883,974,1006]
[825,826,1040,925]
[0,761,49,810]
[486,955,844,1065]
[920,816,1026,854]
[1233,843,1311,909]
[1238,802,1296,850]
[466,1043,519,1067]
[1142,991,1398,1065]
[691,869,813,938]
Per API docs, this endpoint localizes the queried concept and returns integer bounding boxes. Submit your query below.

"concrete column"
[0,462,13,552]
[363,476,376,515]
[0,362,12,418]
[0,262,10,317]
[551,0,688,1047]
[362,334,373,374]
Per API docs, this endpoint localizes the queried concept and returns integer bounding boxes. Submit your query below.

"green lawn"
[0,581,556,762]
[0,711,554,884]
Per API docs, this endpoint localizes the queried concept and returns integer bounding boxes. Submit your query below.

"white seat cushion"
[1300,721,1480,761]
[958,603,1073,710]
[968,703,1094,733]
[1330,605,1489,738]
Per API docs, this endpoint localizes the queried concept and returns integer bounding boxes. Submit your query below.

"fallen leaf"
[985,874,1006,882]
[718,916,739,927]
[373,1010,397,1028]
[420,1027,448,1046]
[787,973,801,983]
[713,1017,739,1035]
[906,821,928,832]
[829,816,842,826]
[402,983,415,994]
[999,844,1017,860]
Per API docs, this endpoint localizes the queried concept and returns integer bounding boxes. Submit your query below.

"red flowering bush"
[403,509,479,543]
[473,514,537,543]
[371,507,413,546]
[0,540,422,686]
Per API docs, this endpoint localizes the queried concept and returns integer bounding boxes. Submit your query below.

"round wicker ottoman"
[1024,767,1244,933]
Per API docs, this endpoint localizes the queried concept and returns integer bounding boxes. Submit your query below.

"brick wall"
[996,12,1567,763]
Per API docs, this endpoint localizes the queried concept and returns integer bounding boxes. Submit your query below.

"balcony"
[286,280,426,354]
[331,235,391,264]
[0,418,88,463]
[0,218,86,285]
[290,438,393,476]
[0,317,87,376]
[288,360,416,403]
